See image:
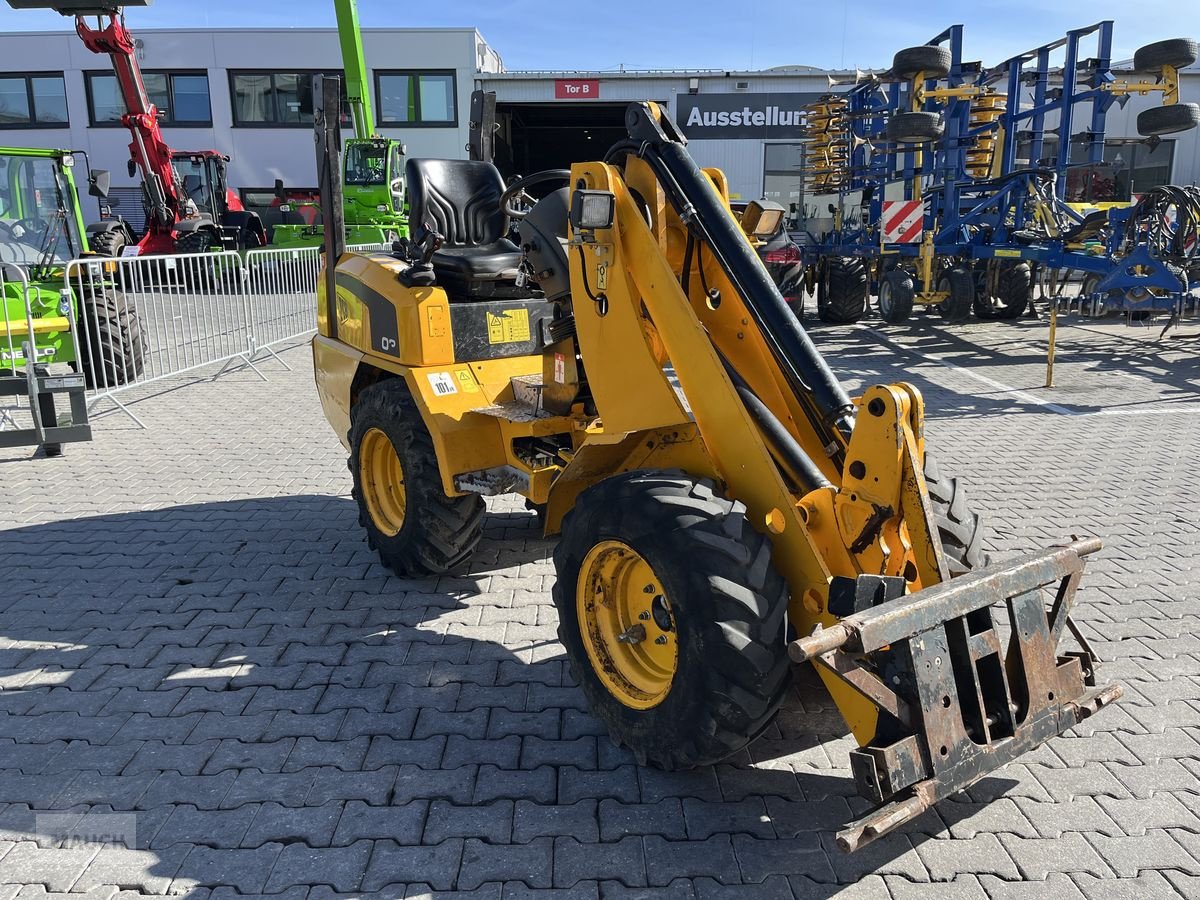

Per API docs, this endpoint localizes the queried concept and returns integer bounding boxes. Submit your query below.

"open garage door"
[495,103,631,179]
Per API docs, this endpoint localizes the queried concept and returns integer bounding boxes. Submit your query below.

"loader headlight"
[570,190,615,231]
[739,199,786,240]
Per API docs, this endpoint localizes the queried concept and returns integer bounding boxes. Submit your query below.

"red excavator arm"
[74,12,179,250]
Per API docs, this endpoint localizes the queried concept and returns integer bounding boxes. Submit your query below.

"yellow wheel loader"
[307,78,1120,851]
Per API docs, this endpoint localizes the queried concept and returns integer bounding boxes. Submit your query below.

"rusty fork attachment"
[789,538,1123,852]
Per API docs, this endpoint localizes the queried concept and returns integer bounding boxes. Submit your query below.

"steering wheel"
[500,169,571,220]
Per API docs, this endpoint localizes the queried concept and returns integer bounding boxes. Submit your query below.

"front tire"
[552,471,792,769]
[349,379,484,575]
[88,229,127,257]
[78,289,145,389]
[924,453,988,576]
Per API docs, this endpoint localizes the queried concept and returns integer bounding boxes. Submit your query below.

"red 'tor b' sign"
[555,79,600,99]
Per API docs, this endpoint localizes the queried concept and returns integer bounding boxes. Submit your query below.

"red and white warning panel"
[882,200,925,244]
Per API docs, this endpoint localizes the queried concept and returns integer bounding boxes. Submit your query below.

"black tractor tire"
[175,229,216,255]
[78,289,145,389]
[349,379,484,575]
[174,230,219,290]
[878,269,915,323]
[1137,103,1200,137]
[552,471,792,769]
[817,257,869,324]
[936,267,974,323]
[887,111,944,143]
[924,453,988,576]
[893,45,952,80]
[88,229,128,257]
[979,261,1032,320]
[1133,38,1198,73]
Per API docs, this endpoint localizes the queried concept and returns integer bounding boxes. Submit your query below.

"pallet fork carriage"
[308,77,1121,849]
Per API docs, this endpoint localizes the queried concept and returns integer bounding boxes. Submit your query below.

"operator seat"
[405,158,523,297]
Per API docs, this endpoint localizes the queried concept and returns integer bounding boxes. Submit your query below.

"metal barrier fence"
[58,241,391,427]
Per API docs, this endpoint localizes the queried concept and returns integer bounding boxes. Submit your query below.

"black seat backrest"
[405,158,508,249]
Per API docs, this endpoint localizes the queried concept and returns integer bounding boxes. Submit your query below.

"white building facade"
[0,24,1196,230]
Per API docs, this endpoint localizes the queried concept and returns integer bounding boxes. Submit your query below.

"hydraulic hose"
[720,354,833,494]
[624,105,857,460]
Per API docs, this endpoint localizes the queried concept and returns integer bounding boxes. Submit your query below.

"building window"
[375,71,457,126]
[85,71,212,126]
[762,143,805,229]
[229,71,348,127]
[0,73,68,127]
[1066,139,1177,203]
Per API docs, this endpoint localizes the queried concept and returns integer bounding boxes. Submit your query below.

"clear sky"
[0,0,1186,71]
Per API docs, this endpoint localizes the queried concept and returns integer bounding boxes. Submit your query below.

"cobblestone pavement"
[2,310,1199,898]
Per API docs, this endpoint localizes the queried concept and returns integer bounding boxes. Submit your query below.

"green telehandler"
[271,0,408,249]
[1,146,145,456]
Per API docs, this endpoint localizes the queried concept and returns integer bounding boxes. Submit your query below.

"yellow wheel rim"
[359,427,407,537]
[576,540,678,710]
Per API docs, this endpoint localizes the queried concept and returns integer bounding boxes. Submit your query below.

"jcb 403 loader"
[310,86,1120,850]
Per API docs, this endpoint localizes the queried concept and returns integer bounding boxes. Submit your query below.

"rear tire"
[817,257,868,324]
[78,288,145,389]
[936,267,974,323]
[878,269,915,323]
[349,379,484,575]
[552,471,792,769]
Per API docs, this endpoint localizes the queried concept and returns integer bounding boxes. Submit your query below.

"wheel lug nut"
[638,611,651,620]
[655,635,668,645]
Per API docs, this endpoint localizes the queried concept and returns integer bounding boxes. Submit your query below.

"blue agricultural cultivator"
[798,22,1200,326]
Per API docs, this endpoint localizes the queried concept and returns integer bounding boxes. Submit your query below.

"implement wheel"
[976,261,1032,320]
[878,269,915,323]
[1137,103,1200,137]
[936,267,974,324]
[553,471,792,769]
[817,257,868,324]
[349,379,484,575]
[892,45,952,80]
[1133,38,1198,72]
[887,111,944,143]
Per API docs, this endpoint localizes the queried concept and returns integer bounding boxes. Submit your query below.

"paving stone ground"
[1,308,1199,898]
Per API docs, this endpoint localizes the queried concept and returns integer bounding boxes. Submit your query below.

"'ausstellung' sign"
[674,92,820,140]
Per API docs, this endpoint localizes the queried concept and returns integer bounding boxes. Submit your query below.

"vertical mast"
[333,0,374,140]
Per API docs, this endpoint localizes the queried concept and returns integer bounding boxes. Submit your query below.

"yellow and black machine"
[308,77,1120,851]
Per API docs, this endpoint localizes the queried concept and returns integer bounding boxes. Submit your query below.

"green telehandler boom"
[272,0,409,249]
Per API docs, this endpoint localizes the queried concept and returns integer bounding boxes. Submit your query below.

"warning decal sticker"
[486,309,531,344]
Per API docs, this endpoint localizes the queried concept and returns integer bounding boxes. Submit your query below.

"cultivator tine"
[789,538,1123,852]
